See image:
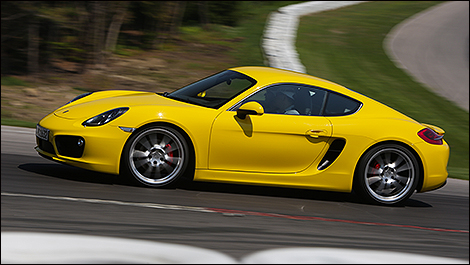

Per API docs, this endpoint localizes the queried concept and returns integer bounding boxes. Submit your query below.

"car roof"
[229,66,348,92]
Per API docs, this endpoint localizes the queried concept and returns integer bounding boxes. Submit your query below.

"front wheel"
[354,144,419,205]
[122,125,190,188]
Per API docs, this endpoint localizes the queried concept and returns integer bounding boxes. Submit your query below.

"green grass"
[296,1,468,179]
[1,76,30,86]
[1,118,37,128]
[180,25,240,44]
[114,45,144,56]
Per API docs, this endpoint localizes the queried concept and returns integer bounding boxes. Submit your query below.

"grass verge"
[1,76,30,87]
[1,118,37,128]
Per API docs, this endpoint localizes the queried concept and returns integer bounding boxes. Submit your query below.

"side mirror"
[236,101,264,119]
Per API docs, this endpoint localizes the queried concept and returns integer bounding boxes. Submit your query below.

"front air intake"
[55,136,85,158]
[36,137,56,155]
[318,139,346,170]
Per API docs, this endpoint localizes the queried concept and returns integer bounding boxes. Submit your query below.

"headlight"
[82,107,129,127]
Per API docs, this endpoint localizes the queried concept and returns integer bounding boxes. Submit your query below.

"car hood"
[54,90,194,120]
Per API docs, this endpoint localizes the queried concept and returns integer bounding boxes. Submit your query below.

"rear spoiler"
[421,123,445,136]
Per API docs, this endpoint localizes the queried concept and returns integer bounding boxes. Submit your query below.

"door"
[209,83,332,173]
[209,111,331,173]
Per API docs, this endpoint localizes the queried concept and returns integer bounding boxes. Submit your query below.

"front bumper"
[35,115,132,175]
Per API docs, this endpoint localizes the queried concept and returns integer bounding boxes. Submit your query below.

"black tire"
[354,144,419,205]
[121,125,190,188]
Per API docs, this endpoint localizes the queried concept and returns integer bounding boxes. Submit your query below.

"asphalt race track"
[385,1,469,111]
[1,125,468,262]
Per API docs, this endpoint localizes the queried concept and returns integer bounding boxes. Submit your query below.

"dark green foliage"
[0,1,254,74]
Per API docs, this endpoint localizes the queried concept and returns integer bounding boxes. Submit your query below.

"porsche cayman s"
[35,66,449,205]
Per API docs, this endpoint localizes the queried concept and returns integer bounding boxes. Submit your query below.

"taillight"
[418,128,443,145]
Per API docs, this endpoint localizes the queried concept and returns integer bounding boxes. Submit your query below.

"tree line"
[1,1,246,75]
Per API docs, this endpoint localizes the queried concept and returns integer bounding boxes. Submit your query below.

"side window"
[323,92,361,116]
[236,84,327,116]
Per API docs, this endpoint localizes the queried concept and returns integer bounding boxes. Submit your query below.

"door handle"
[306,129,326,138]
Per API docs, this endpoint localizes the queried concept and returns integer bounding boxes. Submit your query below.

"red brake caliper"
[165,144,173,164]
[372,162,381,174]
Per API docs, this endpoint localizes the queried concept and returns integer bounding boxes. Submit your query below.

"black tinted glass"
[168,70,257,109]
[236,83,327,116]
[323,92,361,116]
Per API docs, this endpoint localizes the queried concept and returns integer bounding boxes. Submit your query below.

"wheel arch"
[118,121,196,179]
[353,140,425,193]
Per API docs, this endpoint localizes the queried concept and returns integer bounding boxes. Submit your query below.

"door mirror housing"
[236,101,264,119]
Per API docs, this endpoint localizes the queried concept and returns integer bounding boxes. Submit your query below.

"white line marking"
[3,192,468,233]
[1,192,216,213]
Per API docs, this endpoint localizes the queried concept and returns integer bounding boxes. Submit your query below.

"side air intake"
[318,139,346,170]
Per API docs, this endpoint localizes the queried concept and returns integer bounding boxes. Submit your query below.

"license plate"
[36,124,50,141]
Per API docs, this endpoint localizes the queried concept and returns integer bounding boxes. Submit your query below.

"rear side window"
[323,92,362,116]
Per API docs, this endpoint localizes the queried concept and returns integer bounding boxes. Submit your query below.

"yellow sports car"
[35,66,449,205]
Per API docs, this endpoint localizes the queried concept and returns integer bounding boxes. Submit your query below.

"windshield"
[166,70,257,109]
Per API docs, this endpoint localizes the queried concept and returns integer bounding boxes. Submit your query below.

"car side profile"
[35,66,449,205]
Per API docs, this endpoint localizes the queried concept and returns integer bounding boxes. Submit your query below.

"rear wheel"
[122,125,190,188]
[354,144,419,205]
